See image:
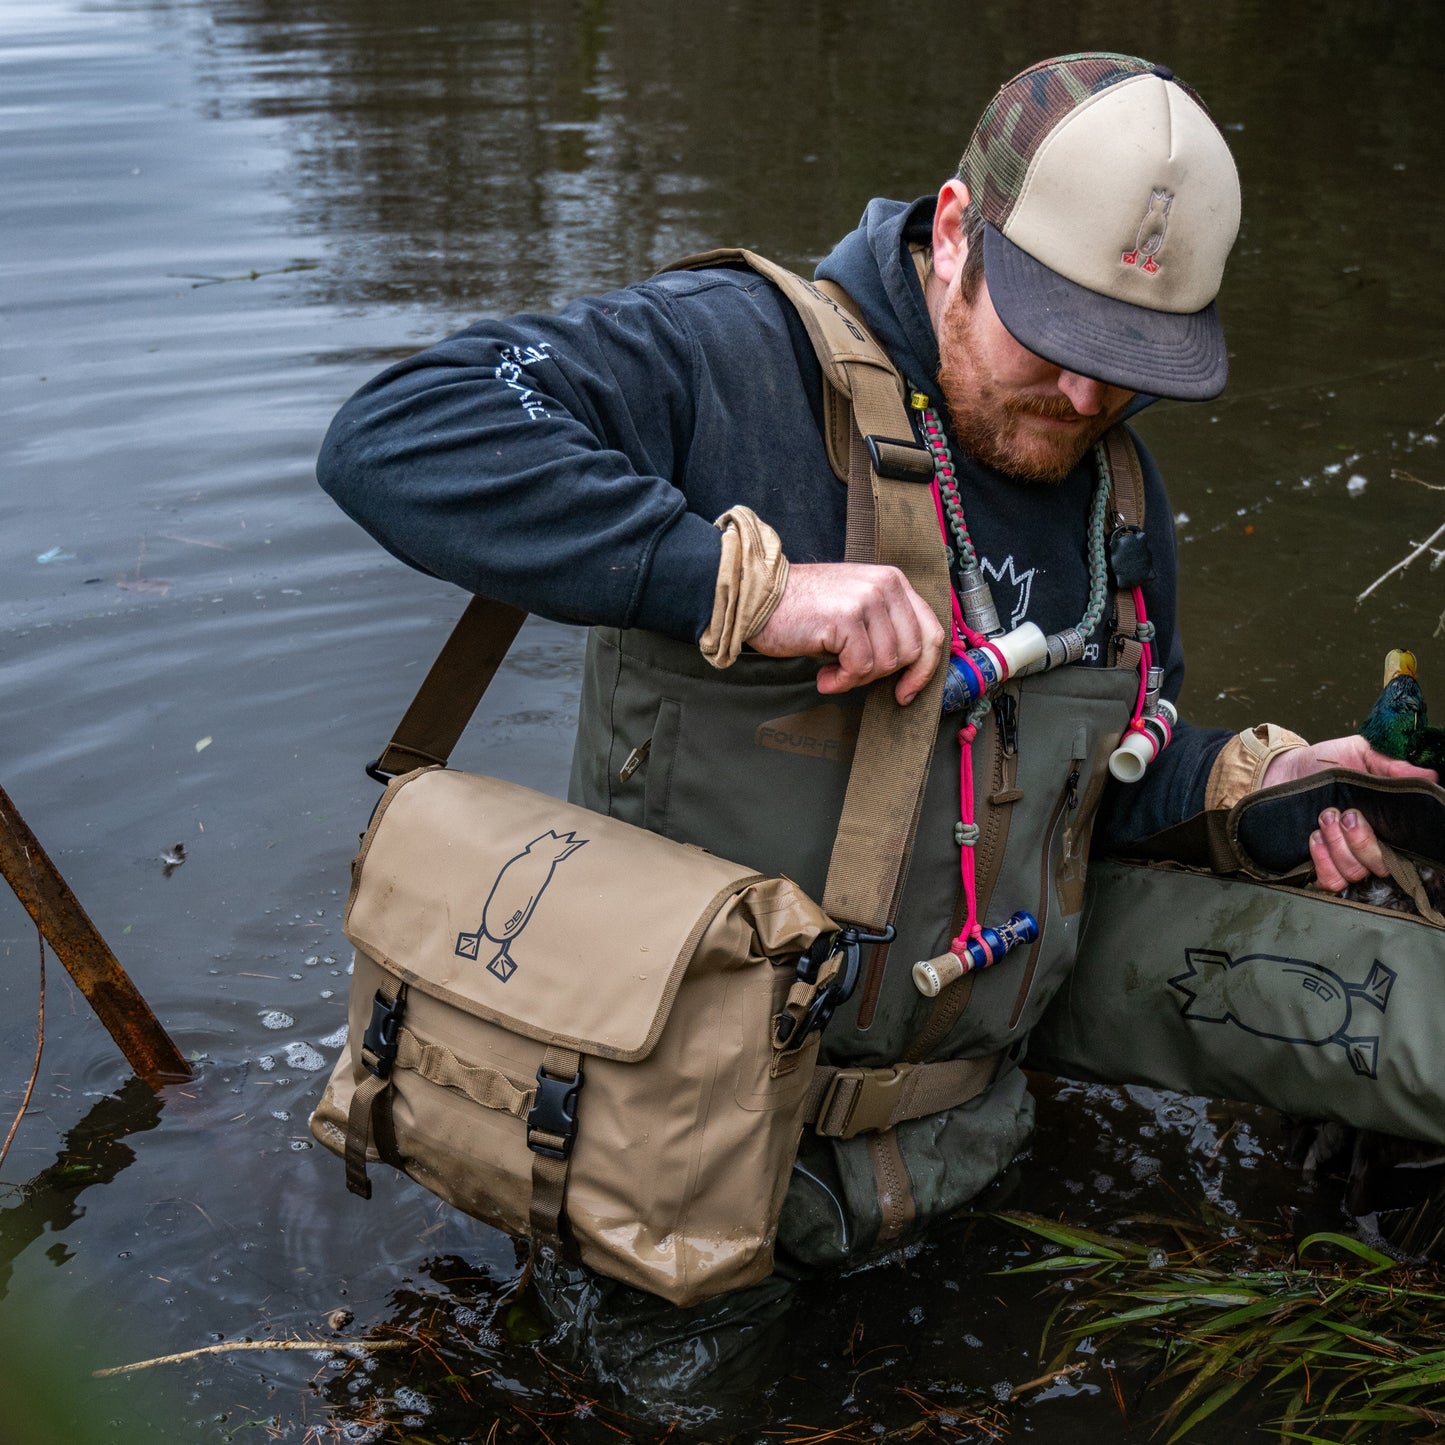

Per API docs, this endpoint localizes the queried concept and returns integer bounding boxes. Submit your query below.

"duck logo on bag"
[455,830,587,982]
[1169,948,1396,1079]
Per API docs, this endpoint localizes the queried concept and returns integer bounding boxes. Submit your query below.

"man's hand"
[747,562,947,705]
[1262,734,1440,791]
[1261,734,1439,892]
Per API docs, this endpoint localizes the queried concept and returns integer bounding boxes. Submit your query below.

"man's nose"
[1056,371,1109,416]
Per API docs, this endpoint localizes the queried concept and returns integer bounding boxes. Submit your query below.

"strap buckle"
[361,989,404,1079]
[774,924,895,1052]
[527,1063,583,1159]
[815,1063,915,1139]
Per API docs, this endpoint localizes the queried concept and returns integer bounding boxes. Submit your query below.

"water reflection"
[0,1076,163,1297]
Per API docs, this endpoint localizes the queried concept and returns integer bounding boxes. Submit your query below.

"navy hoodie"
[317,196,1229,843]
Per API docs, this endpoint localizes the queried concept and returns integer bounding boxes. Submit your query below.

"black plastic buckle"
[527,1064,584,1159]
[775,924,896,1051]
[361,990,404,1079]
[365,758,397,786]
[865,435,935,484]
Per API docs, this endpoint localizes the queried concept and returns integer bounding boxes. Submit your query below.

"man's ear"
[931,179,971,288]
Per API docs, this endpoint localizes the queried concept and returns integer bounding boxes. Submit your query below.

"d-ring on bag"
[311,256,959,1306]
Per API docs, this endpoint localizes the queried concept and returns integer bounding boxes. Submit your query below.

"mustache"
[1005,393,1087,422]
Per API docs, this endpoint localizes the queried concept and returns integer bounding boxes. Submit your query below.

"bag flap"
[1114,770,1445,881]
[1229,770,1445,879]
[344,768,768,1062]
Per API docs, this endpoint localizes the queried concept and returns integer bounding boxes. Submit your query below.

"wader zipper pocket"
[1007,757,1081,1030]
[618,738,651,783]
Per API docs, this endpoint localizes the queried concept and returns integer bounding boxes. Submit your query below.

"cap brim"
[982,224,1228,402]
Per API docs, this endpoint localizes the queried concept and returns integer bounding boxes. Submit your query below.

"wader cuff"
[1206,723,1309,810]
[699,505,790,669]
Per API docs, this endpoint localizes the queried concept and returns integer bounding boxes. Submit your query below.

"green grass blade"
[993,1212,1135,1260]
[1296,1232,1396,1271]
[1165,1373,1250,1443]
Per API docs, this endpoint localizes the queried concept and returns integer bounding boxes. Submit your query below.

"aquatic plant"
[996,1212,1445,1441]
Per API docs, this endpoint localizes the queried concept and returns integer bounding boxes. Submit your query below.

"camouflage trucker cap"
[960,53,1241,401]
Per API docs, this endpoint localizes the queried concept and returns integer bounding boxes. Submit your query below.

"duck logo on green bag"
[1169,949,1396,1079]
[455,829,588,982]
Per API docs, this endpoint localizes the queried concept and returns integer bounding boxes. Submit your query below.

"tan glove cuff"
[1205,723,1310,810]
[699,506,790,669]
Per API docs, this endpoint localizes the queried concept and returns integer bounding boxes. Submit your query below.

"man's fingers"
[1312,807,1387,892]
[1309,829,1348,892]
[894,596,948,705]
[749,563,946,700]
[1370,752,1439,784]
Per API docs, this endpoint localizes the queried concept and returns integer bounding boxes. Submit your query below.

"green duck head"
[1360,648,1425,762]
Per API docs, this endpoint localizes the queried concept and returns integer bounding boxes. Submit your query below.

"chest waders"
[571,251,1147,1267]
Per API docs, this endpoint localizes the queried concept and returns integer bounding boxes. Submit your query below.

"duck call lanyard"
[915,397,1155,970]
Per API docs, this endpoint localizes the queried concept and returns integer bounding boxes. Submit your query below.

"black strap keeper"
[1107,525,1155,589]
[865,435,935,484]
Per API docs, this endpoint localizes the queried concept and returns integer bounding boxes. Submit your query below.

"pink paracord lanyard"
[925,437,1151,969]
[929,474,992,960]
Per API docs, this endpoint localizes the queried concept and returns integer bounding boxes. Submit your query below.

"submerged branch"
[93,1337,407,1378]
[0,926,46,1174]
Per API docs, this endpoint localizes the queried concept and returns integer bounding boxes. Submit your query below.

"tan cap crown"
[1004,72,1240,315]
[962,54,1242,400]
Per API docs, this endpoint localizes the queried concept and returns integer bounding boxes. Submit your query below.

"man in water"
[318,51,1434,1389]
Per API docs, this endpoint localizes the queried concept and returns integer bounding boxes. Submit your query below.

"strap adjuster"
[527,1064,583,1159]
[815,1063,915,1139]
[865,435,935,484]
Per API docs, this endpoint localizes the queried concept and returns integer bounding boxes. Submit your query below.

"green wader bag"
[1028,770,1445,1144]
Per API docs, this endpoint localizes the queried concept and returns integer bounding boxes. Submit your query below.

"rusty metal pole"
[0,783,190,1087]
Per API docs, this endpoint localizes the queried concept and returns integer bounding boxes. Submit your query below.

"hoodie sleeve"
[316,283,726,642]
[1094,430,1232,847]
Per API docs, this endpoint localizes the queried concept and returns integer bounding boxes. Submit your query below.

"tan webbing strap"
[528,1045,582,1251]
[1104,428,1146,675]
[344,1072,388,1199]
[395,1029,533,1119]
[804,1055,997,1139]
[822,477,949,930]
[1380,842,1445,927]
[372,595,528,777]
[344,981,404,1199]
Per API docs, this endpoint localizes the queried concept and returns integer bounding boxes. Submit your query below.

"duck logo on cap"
[1121,189,1174,274]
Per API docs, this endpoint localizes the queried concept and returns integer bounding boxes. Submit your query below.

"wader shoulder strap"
[1103,426,1147,674]
[659,247,950,930]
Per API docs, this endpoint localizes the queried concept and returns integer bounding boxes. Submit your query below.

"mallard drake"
[1360,648,1445,772]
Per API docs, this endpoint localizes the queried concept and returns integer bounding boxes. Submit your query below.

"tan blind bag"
[310,254,970,1306]
[312,760,838,1304]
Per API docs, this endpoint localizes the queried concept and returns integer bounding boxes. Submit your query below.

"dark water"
[3,0,1443,1438]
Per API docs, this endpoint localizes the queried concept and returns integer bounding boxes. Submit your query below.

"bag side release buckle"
[527,1063,584,1159]
[361,989,404,1079]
